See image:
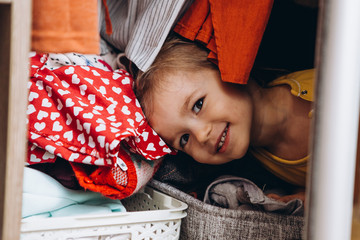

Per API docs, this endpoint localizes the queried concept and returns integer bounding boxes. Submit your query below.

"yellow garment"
[250,69,315,187]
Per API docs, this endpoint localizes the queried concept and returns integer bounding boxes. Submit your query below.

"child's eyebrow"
[181,90,196,113]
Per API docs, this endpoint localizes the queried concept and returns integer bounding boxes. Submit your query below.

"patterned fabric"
[26,53,174,199]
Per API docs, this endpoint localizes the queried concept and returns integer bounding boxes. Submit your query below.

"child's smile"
[147,69,254,165]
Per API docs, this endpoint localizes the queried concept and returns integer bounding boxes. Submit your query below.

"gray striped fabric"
[99,0,193,72]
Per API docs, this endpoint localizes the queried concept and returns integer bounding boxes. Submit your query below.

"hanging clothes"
[31,0,100,54]
[174,0,274,84]
[99,0,194,72]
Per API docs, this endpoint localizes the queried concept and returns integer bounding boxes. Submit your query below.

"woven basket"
[149,179,304,240]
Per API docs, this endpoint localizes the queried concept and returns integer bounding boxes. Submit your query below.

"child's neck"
[248,80,293,147]
[247,79,311,159]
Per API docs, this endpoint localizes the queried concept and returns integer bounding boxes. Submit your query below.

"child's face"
[148,69,253,165]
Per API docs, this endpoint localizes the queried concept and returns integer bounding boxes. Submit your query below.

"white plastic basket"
[21,186,188,240]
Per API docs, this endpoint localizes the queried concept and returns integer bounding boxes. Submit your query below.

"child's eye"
[193,98,204,114]
[180,134,189,148]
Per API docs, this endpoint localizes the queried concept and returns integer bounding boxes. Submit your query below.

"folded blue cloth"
[22,167,126,218]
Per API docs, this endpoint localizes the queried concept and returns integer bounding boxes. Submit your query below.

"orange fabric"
[174,0,273,84]
[102,0,113,35]
[31,0,100,54]
[70,148,138,200]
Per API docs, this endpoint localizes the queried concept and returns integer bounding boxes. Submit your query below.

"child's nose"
[191,122,211,144]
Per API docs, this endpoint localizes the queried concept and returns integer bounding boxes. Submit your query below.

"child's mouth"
[216,124,229,152]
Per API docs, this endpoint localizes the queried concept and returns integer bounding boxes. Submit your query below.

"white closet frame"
[305,0,360,239]
[0,0,31,239]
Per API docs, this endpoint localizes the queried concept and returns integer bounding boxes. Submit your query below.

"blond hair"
[135,36,217,116]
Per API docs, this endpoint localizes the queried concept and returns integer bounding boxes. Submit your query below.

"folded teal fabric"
[22,167,126,218]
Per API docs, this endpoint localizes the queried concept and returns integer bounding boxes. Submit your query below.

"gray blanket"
[203,175,304,216]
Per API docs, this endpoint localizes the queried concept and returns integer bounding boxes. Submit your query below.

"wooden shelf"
[0,0,31,239]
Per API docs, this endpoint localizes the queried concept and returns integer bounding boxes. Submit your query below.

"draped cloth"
[174,0,274,84]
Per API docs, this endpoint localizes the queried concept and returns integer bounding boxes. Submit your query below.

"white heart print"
[42,151,55,160]
[66,98,75,107]
[30,154,41,162]
[122,77,130,85]
[52,121,63,131]
[95,124,106,132]
[45,145,56,154]
[83,122,91,134]
[121,106,131,115]
[127,119,134,127]
[80,66,90,71]
[50,112,60,120]
[29,92,39,101]
[101,78,110,85]
[63,130,73,141]
[79,84,87,95]
[66,113,72,125]
[97,135,105,148]
[57,99,63,110]
[88,136,96,148]
[82,156,92,164]
[94,105,103,111]
[123,95,131,103]
[110,127,120,133]
[92,70,100,76]
[135,112,143,122]
[58,89,70,96]
[93,110,101,115]
[45,75,54,81]
[84,77,94,85]
[37,110,49,120]
[142,131,149,141]
[34,122,46,131]
[83,112,94,119]
[36,80,44,90]
[146,143,156,151]
[76,119,83,131]
[30,132,40,139]
[107,116,116,121]
[111,122,122,128]
[46,86,53,97]
[69,153,80,161]
[112,87,121,94]
[88,94,96,104]
[73,106,84,116]
[77,133,86,144]
[27,104,36,115]
[107,104,116,114]
[113,73,121,80]
[72,74,80,84]
[41,98,52,108]
[65,67,75,75]
[99,86,107,95]
[61,80,70,88]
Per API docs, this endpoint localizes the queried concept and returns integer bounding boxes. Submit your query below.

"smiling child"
[135,36,314,199]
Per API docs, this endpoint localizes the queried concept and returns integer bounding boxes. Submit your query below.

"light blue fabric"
[22,167,126,218]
